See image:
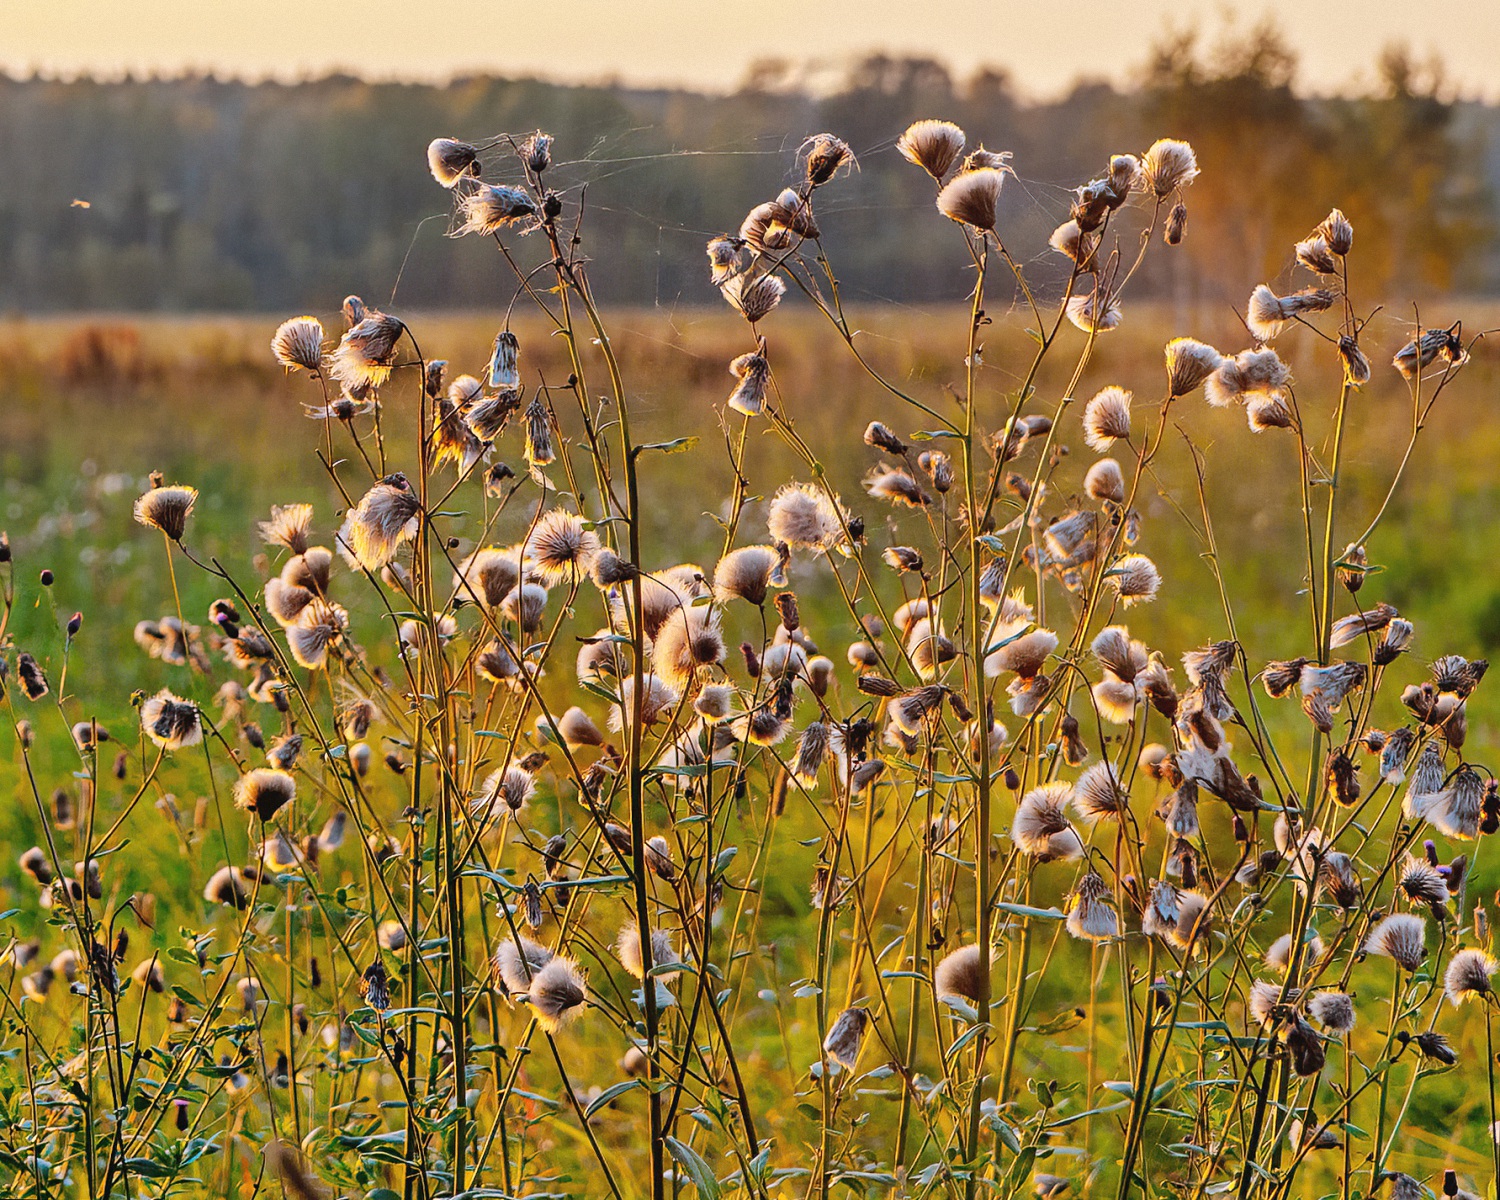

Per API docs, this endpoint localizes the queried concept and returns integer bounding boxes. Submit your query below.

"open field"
[2,296,1499,1198]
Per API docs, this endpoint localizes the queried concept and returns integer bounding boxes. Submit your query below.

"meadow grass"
[1,127,1499,1200]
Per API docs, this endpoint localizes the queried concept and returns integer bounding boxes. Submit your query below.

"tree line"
[0,26,1489,313]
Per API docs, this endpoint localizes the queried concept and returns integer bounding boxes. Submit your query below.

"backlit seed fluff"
[608,674,680,733]
[376,921,407,952]
[233,768,296,822]
[1247,980,1290,1026]
[896,119,966,180]
[343,475,419,570]
[427,137,479,187]
[1084,458,1125,504]
[727,351,769,416]
[984,629,1058,679]
[475,765,535,815]
[1265,932,1325,972]
[328,312,403,390]
[140,690,203,751]
[1066,292,1122,333]
[803,133,855,186]
[258,503,316,555]
[1049,219,1099,271]
[722,272,786,323]
[933,943,988,1002]
[272,317,325,373]
[715,544,785,606]
[615,925,681,981]
[556,706,605,748]
[1072,761,1129,824]
[1247,285,1337,343]
[1141,139,1199,196]
[457,184,537,235]
[1107,555,1161,606]
[1012,782,1084,860]
[1339,336,1372,387]
[694,684,735,723]
[525,510,599,584]
[203,866,255,909]
[864,465,930,508]
[1318,208,1354,256]
[1444,948,1498,1005]
[1165,339,1223,397]
[1083,387,1131,451]
[1165,201,1188,244]
[133,485,198,541]
[936,167,1005,231]
[494,935,553,992]
[1308,990,1356,1034]
[501,583,549,633]
[1066,872,1119,941]
[652,604,726,689]
[823,1006,870,1069]
[1364,913,1426,971]
[526,957,588,1032]
[768,483,849,554]
[287,600,348,670]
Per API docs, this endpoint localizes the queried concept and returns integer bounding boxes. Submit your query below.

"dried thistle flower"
[287,600,348,670]
[615,925,681,982]
[1084,458,1125,505]
[727,351,770,416]
[1012,783,1083,860]
[495,935,553,993]
[864,465,930,508]
[140,689,202,751]
[722,272,787,323]
[803,133,855,186]
[233,768,296,821]
[272,317,325,373]
[896,119,966,180]
[342,474,419,570]
[1083,386,1131,450]
[768,482,851,555]
[134,485,198,541]
[1107,554,1161,606]
[1164,338,1222,398]
[1141,139,1199,196]
[1049,219,1099,271]
[1393,324,1466,379]
[823,1005,870,1069]
[527,957,588,1031]
[1066,870,1119,941]
[328,311,403,391]
[457,184,537,235]
[427,137,479,187]
[1308,990,1356,1034]
[936,167,1006,231]
[933,943,988,1002]
[1066,291,1122,333]
[1364,913,1427,971]
[525,510,600,584]
[1164,201,1188,245]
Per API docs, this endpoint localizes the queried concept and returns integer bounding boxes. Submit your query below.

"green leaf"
[665,1136,721,1199]
[585,1079,642,1117]
[994,902,1066,921]
[639,437,699,456]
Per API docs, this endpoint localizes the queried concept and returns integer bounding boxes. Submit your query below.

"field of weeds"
[1,125,1499,1200]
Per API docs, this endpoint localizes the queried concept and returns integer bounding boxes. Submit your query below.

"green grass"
[1,304,1499,1197]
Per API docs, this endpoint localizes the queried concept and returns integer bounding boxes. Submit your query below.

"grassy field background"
[2,301,1498,1193]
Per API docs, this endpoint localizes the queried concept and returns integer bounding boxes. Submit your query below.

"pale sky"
[2,0,1495,100]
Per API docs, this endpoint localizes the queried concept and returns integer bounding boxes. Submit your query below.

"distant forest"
[0,26,1493,312]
